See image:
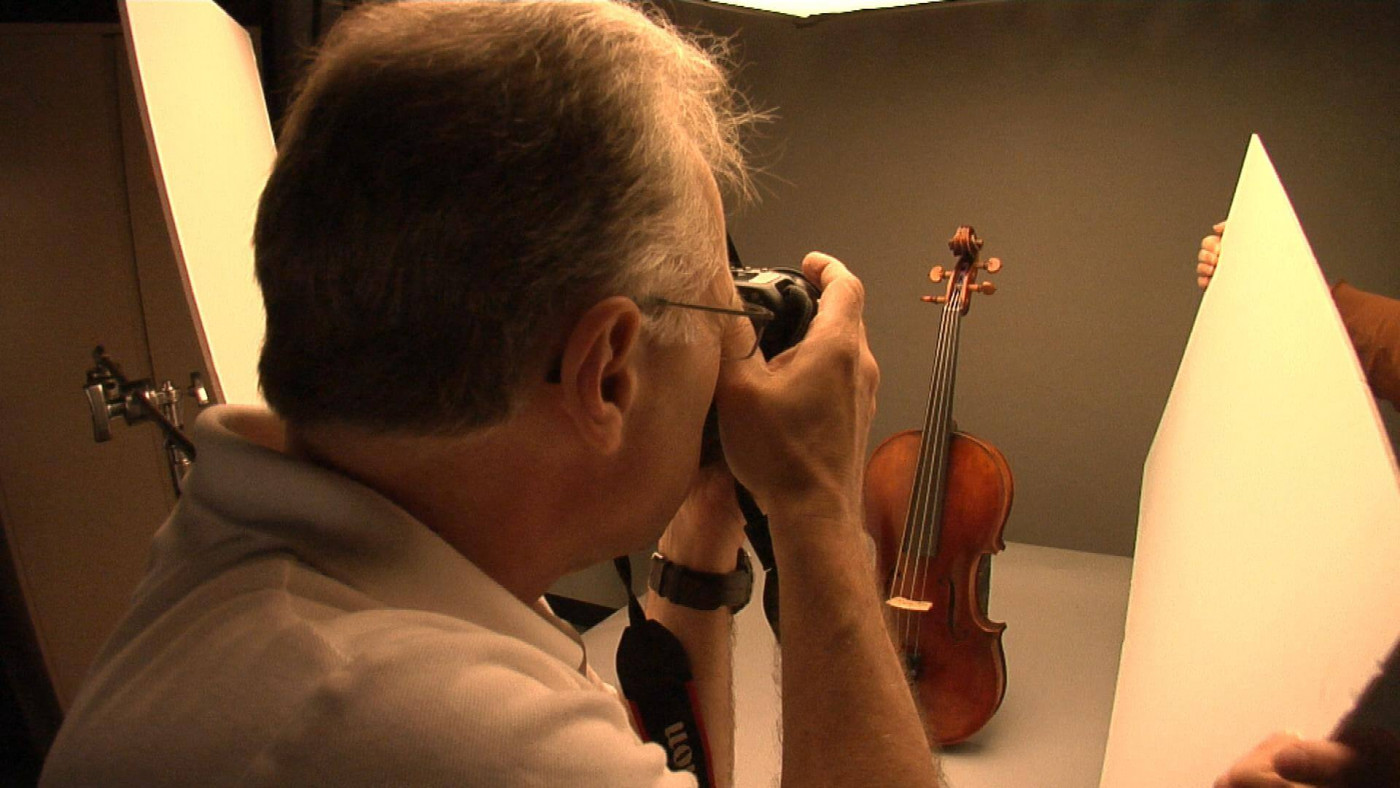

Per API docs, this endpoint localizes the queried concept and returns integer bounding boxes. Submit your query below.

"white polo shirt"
[41,406,694,788]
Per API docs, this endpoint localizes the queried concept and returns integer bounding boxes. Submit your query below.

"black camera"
[732,266,821,360]
[698,265,819,469]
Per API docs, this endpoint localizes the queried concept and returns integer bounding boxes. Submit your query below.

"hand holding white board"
[1100,135,1400,786]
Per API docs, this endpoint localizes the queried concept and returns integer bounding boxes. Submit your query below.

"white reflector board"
[1100,135,1400,787]
[120,0,272,405]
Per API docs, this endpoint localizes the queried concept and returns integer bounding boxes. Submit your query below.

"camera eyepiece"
[732,266,820,360]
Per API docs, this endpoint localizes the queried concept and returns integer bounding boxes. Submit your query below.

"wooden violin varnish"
[863,225,1013,746]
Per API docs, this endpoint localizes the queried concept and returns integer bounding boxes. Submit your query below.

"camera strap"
[612,556,714,787]
[736,483,781,640]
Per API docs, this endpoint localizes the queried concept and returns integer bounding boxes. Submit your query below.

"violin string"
[891,285,948,602]
[900,283,955,656]
[906,282,963,656]
[888,287,943,605]
[887,284,940,648]
[896,276,964,658]
[899,291,945,643]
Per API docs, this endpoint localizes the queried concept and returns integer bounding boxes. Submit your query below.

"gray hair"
[254,0,761,433]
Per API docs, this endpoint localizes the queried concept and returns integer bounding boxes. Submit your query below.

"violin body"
[861,224,1011,746]
[864,428,1012,745]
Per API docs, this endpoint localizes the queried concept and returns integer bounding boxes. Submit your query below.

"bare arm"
[768,501,939,787]
[716,252,941,788]
[1196,221,1400,408]
[645,468,746,788]
[1331,282,1400,409]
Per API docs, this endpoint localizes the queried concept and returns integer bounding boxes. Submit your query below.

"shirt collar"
[170,405,590,672]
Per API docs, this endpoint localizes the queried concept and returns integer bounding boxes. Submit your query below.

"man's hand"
[1215,733,1365,788]
[713,253,938,788]
[1198,221,1227,290]
[712,251,880,524]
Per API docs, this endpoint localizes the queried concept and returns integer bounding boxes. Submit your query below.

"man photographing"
[42,2,937,786]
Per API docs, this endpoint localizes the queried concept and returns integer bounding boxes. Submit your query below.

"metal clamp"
[83,346,211,495]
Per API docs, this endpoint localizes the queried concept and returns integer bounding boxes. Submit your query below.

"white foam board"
[120,0,272,405]
[1101,135,1400,786]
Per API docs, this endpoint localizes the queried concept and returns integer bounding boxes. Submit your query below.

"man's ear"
[557,296,643,453]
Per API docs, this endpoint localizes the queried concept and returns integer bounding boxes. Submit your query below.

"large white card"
[1100,135,1400,786]
[121,0,272,405]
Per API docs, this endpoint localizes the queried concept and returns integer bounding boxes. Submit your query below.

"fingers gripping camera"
[732,266,820,360]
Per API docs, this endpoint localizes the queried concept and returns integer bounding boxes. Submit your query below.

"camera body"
[698,267,819,468]
[732,266,820,360]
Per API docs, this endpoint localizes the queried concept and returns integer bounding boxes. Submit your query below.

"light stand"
[82,346,210,497]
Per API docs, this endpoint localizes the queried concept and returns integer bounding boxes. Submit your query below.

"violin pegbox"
[922,225,1003,311]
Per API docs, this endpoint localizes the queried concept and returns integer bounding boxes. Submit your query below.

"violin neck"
[901,295,965,558]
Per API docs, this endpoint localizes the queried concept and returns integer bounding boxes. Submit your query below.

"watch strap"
[648,549,752,613]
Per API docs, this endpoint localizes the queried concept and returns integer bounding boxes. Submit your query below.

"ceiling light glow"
[709,0,944,17]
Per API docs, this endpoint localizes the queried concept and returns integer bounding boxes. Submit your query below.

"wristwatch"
[648,549,753,613]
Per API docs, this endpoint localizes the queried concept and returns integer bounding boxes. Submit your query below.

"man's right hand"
[712,251,880,525]
[714,252,941,788]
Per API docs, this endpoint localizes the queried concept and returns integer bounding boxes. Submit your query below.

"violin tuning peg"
[928,265,947,283]
[982,257,1003,274]
[972,281,997,295]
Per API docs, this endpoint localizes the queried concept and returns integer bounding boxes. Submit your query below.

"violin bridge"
[886,596,933,612]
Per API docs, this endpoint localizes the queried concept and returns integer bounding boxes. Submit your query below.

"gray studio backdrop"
[666,0,1400,557]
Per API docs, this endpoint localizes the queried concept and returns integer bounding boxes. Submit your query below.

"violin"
[862,226,1013,746]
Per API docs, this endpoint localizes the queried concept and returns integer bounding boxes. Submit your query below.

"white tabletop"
[582,541,1132,788]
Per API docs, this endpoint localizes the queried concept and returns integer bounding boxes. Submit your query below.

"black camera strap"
[736,483,781,640]
[612,556,714,787]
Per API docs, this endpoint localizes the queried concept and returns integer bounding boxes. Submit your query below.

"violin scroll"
[948,225,982,259]
[921,225,1005,307]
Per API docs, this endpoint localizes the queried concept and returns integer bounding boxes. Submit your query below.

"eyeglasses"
[545,297,776,384]
[652,299,774,361]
